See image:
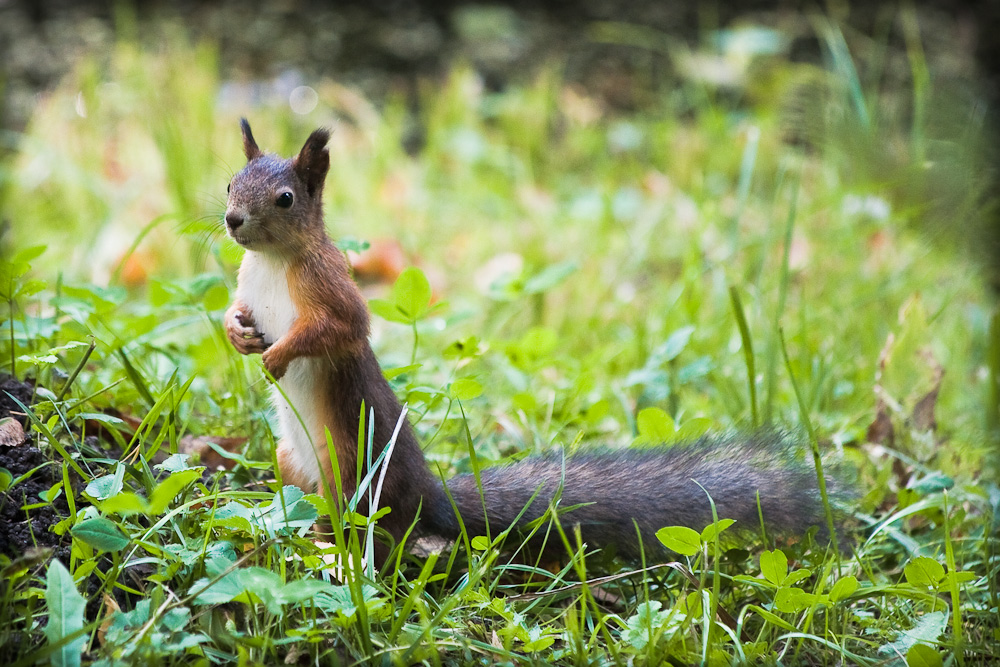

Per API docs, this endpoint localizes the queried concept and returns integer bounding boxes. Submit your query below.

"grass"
[1,10,999,665]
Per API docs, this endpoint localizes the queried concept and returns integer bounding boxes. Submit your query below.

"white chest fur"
[236,252,324,486]
[236,252,296,345]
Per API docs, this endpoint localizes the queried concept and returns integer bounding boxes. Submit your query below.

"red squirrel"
[223,120,835,558]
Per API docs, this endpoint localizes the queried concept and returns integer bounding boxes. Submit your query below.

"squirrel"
[223,120,837,560]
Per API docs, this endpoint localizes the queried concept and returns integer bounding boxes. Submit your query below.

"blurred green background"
[1,0,997,469]
[1,3,999,663]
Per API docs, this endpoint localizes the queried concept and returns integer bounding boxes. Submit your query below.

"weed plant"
[0,12,998,666]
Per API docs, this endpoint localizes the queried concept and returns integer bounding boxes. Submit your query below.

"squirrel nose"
[225,212,245,231]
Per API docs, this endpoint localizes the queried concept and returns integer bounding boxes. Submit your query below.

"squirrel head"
[224,119,331,256]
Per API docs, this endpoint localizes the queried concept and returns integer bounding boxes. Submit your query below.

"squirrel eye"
[276,192,294,208]
[226,182,231,194]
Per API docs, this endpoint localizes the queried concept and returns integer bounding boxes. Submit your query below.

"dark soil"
[0,443,71,564]
[0,374,71,564]
[1,373,34,427]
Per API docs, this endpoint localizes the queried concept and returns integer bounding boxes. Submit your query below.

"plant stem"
[410,321,419,366]
[7,296,14,381]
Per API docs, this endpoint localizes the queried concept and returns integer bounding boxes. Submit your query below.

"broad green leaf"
[14,244,47,264]
[947,570,977,585]
[471,535,491,551]
[39,483,63,503]
[879,611,948,659]
[369,298,410,324]
[213,501,254,533]
[48,341,92,354]
[750,604,799,631]
[674,417,712,442]
[654,325,696,364]
[161,606,192,633]
[759,549,788,585]
[148,469,204,515]
[522,633,556,652]
[148,280,175,307]
[829,575,859,602]
[191,566,335,615]
[278,579,337,606]
[906,643,943,667]
[18,353,58,365]
[519,327,557,357]
[636,407,675,444]
[904,557,945,587]
[155,453,197,473]
[99,492,150,516]
[190,570,252,606]
[238,567,285,614]
[213,487,317,537]
[908,472,954,495]
[783,568,813,586]
[337,236,370,254]
[205,552,238,577]
[20,341,90,366]
[773,586,818,613]
[72,517,129,552]
[44,560,86,667]
[523,261,578,294]
[312,583,380,617]
[383,363,421,380]
[700,518,736,543]
[75,412,125,427]
[450,378,483,401]
[655,525,701,556]
[443,336,483,359]
[201,283,230,311]
[391,267,432,320]
[85,464,125,501]
[257,486,318,536]
[624,600,679,650]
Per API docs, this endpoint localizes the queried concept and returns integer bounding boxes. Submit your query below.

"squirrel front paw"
[226,307,270,355]
[261,347,289,381]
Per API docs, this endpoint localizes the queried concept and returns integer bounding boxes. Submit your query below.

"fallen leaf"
[912,349,944,432]
[866,402,894,446]
[0,417,26,446]
[866,333,895,446]
[97,593,121,647]
[177,435,248,470]
[348,238,408,285]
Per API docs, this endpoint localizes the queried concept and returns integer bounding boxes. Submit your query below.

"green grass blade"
[729,286,759,427]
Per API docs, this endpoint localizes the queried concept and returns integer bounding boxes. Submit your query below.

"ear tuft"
[241,118,263,161]
[293,128,331,197]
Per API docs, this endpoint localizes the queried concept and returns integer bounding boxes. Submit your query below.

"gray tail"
[425,431,841,556]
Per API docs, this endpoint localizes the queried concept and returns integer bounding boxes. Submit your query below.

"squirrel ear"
[240,118,263,161]
[293,128,331,197]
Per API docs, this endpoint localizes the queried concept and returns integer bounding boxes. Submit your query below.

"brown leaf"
[591,586,623,606]
[0,417,26,446]
[97,593,121,647]
[866,404,894,447]
[178,434,248,470]
[866,332,898,446]
[912,349,944,432]
[348,238,408,286]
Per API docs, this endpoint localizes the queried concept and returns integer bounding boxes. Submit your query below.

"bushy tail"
[424,431,841,556]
